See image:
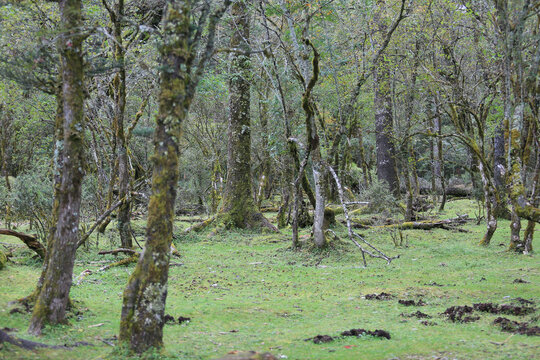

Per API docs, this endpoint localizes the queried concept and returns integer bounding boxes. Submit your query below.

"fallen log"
[0,229,45,259]
[372,215,471,231]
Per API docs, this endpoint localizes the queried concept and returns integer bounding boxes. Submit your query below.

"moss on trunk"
[28,0,85,335]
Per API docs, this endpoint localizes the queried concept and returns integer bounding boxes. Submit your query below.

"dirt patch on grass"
[442,305,479,323]
[420,321,438,326]
[473,303,535,316]
[341,329,391,339]
[401,311,431,319]
[164,314,191,325]
[365,292,394,300]
[305,334,334,344]
[493,317,540,336]
[306,328,392,343]
[512,297,534,306]
[513,278,530,284]
[399,299,426,306]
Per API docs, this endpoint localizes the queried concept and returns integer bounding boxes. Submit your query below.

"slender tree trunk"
[478,160,497,246]
[432,95,446,210]
[110,0,132,249]
[256,84,271,209]
[119,1,191,352]
[28,0,85,335]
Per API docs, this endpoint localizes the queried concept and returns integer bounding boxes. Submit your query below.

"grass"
[0,199,538,359]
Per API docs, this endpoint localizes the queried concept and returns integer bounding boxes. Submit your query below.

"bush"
[359,178,398,215]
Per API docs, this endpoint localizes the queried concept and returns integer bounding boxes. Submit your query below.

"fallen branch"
[0,229,45,259]
[74,269,93,286]
[99,255,138,271]
[327,165,398,265]
[98,248,138,256]
[181,216,216,235]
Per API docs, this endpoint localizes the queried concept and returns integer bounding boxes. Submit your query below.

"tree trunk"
[28,0,85,335]
[119,1,190,352]
[478,160,497,246]
[221,0,256,227]
[373,63,399,197]
[111,0,133,249]
[221,1,273,231]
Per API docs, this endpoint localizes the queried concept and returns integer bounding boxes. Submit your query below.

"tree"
[28,0,85,335]
[119,0,230,353]
[215,0,276,231]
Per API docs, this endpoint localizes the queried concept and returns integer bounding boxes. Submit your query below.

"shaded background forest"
[0,1,538,258]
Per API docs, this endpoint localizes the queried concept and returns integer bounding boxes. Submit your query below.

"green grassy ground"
[0,199,538,359]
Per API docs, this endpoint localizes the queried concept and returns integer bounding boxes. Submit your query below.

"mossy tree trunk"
[119,1,231,352]
[28,0,85,335]
[119,2,189,352]
[221,1,273,230]
[373,60,399,198]
[108,0,132,249]
[372,3,399,198]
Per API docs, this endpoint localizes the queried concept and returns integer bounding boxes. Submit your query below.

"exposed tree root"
[0,229,45,259]
[181,212,278,237]
[0,328,92,350]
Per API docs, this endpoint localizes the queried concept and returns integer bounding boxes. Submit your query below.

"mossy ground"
[0,199,538,359]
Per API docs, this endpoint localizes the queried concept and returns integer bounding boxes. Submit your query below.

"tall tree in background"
[372,0,399,197]
[119,0,230,352]
[220,0,275,230]
[28,0,85,335]
[221,0,256,226]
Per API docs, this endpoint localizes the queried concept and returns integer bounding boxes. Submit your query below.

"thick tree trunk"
[119,2,190,352]
[373,62,399,197]
[28,0,85,335]
[221,1,257,227]
[220,1,273,232]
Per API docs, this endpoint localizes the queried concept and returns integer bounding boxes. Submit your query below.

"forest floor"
[0,199,538,360]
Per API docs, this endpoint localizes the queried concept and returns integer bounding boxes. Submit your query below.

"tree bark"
[221,1,273,231]
[221,0,254,227]
[111,0,133,249]
[119,2,189,351]
[28,0,85,335]
[373,60,399,197]
[119,1,230,352]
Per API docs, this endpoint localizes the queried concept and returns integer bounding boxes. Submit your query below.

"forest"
[0,0,538,359]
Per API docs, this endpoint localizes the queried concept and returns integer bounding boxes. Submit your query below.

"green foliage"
[9,171,52,240]
[359,177,398,214]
